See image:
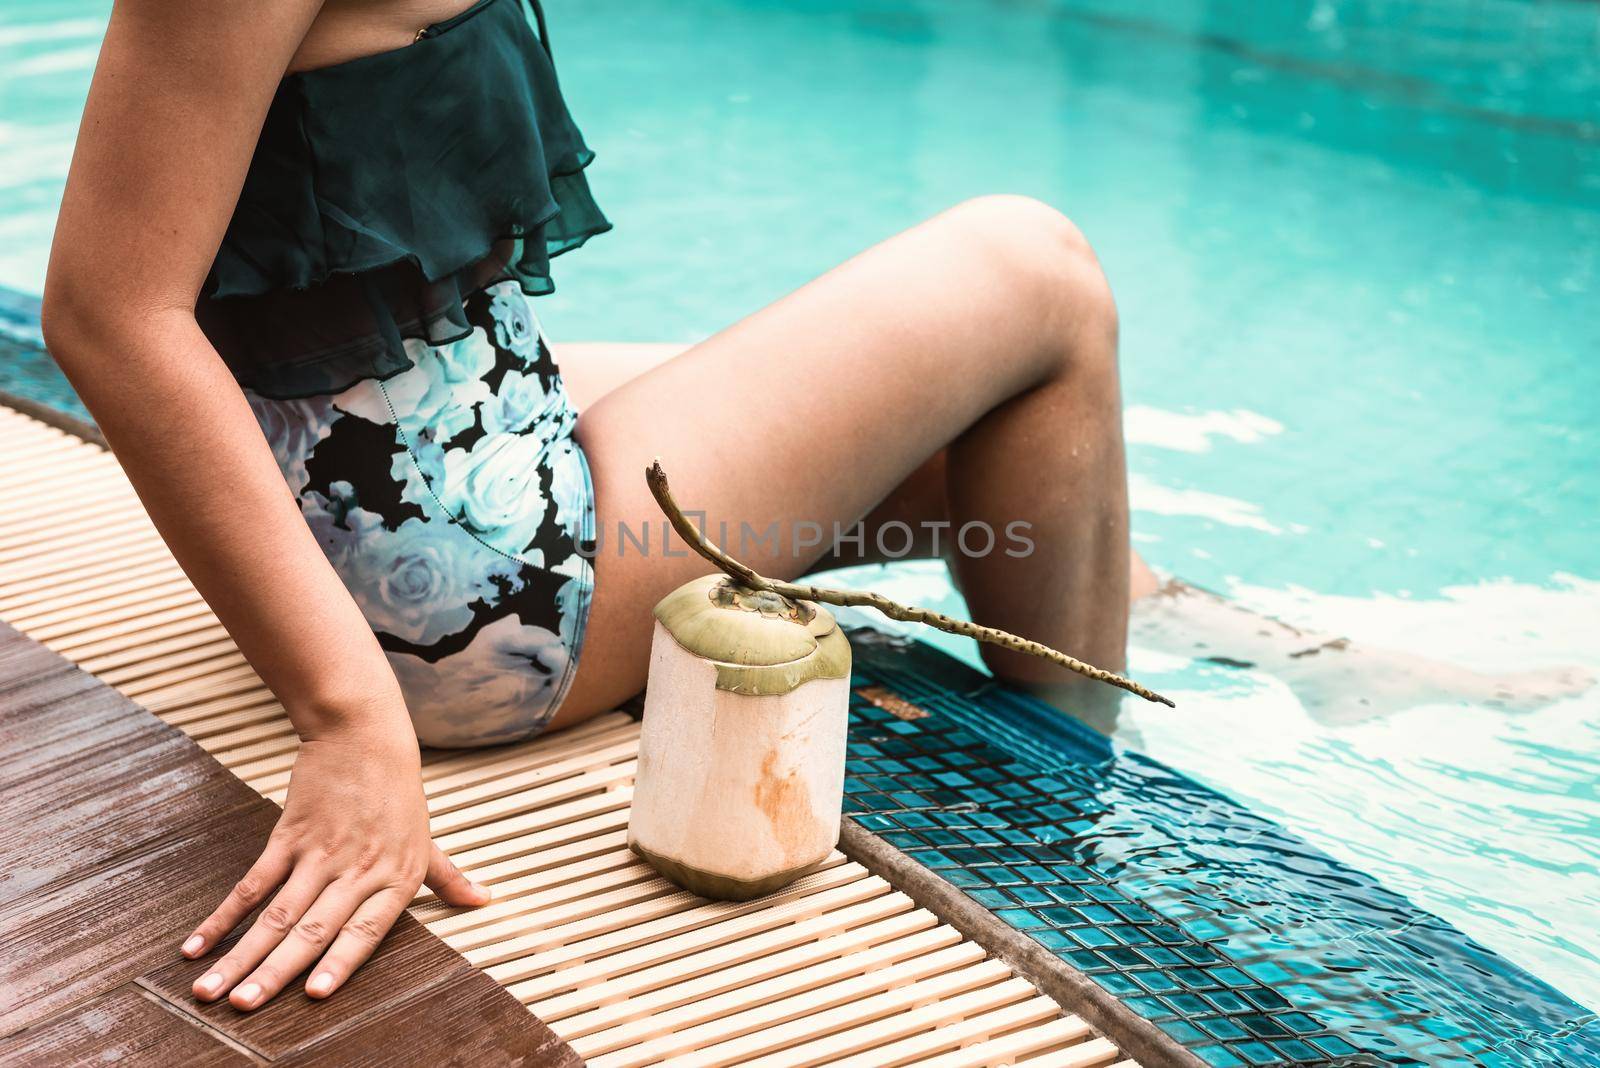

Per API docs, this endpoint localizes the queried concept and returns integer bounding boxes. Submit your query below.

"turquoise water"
[3,0,1597,1011]
[846,637,1599,1065]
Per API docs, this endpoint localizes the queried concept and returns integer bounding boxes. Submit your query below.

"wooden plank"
[0,618,577,1064]
[840,820,1194,1068]
[423,848,650,937]
[80,623,232,673]
[1026,1036,1125,1067]
[520,893,925,1016]
[433,787,634,860]
[496,875,892,996]
[0,643,145,777]
[141,912,487,1059]
[0,794,277,1034]
[0,713,269,903]
[912,1022,1119,1068]
[428,759,639,838]
[817,992,1069,1068]
[475,862,867,981]
[725,972,1036,1068]
[42,600,216,655]
[591,960,1016,1067]
[52,612,223,663]
[0,624,284,1033]
[5,577,198,631]
[274,968,579,1068]
[0,627,276,907]
[565,926,971,1055]
[0,555,180,614]
[0,985,254,1067]
[422,811,633,899]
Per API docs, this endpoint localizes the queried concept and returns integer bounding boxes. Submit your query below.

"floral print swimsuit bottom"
[246,282,595,747]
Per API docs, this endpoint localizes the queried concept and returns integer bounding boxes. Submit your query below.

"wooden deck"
[0,399,1135,1067]
[0,620,577,1066]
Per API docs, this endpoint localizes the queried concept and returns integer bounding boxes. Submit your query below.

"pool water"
[3,0,1597,1013]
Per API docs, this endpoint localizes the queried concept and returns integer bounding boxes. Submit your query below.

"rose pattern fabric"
[437,431,554,561]
[245,393,339,497]
[388,613,575,748]
[245,281,594,747]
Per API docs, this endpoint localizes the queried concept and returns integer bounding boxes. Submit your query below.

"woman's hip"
[243,281,596,747]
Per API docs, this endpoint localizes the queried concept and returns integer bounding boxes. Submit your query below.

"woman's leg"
[556,342,688,411]
[1130,579,1595,725]
[563,342,961,570]
[555,195,1132,723]
[564,344,1160,593]
[808,448,1162,603]
[548,262,1594,732]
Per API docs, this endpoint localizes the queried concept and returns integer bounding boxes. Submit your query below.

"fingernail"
[472,881,492,899]
[196,972,223,996]
[234,982,262,1007]
[181,935,204,957]
[307,972,335,996]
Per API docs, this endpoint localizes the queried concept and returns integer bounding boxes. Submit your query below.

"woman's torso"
[200,0,610,399]
[236,0,606,744]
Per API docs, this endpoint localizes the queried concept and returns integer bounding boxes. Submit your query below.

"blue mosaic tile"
[0,329,88,419]
[843,628,1599,1067]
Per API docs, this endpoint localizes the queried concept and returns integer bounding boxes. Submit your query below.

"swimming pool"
[3,0,1596,1016]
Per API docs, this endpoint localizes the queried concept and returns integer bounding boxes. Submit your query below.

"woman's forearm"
[35,1,484,1012]
[43,301,410,739]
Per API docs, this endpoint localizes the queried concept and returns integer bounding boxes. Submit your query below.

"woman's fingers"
[191,867,323,1002]
[423,843,491,907]
[303,886,412,999]
[183,844,292,961]
[184,842,481,1008]
[227,879,371,1010]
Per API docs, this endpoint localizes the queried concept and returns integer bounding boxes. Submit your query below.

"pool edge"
[839,818,1206,1068]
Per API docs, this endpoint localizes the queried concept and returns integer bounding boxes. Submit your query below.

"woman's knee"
[941,195,1119,376]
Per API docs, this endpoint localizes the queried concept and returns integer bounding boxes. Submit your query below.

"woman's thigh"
[558,341,953,571]
[555,196,1093,723]
[556,342,688,411]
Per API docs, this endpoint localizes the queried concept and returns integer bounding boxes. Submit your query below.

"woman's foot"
[1130,579,1596,725]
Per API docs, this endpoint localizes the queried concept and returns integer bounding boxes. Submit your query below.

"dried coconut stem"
[646,459,1175,707]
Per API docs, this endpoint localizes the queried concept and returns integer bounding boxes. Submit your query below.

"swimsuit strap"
[523,0,553,58]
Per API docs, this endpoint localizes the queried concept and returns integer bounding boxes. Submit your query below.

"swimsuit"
[199,0,607,746]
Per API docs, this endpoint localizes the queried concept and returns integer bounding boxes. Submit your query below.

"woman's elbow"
[39,267,100,367]
[40,267,188,373]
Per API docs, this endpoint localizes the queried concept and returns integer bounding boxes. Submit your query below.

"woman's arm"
[42,0,486,1010]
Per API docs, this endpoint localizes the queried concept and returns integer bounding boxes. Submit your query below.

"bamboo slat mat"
[0,402,1134,1068]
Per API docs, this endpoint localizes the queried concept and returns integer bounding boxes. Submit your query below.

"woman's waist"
[199,259,567,404]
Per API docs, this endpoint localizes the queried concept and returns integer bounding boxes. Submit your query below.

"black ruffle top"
[197,0,609,398]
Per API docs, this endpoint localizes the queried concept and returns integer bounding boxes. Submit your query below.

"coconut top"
[654,574,852,696]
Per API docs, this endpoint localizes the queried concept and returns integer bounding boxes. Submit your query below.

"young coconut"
[630,574,852,900]
[630,461,1173,902]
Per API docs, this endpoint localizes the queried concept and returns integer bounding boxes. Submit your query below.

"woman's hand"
[179,721,490,1009]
